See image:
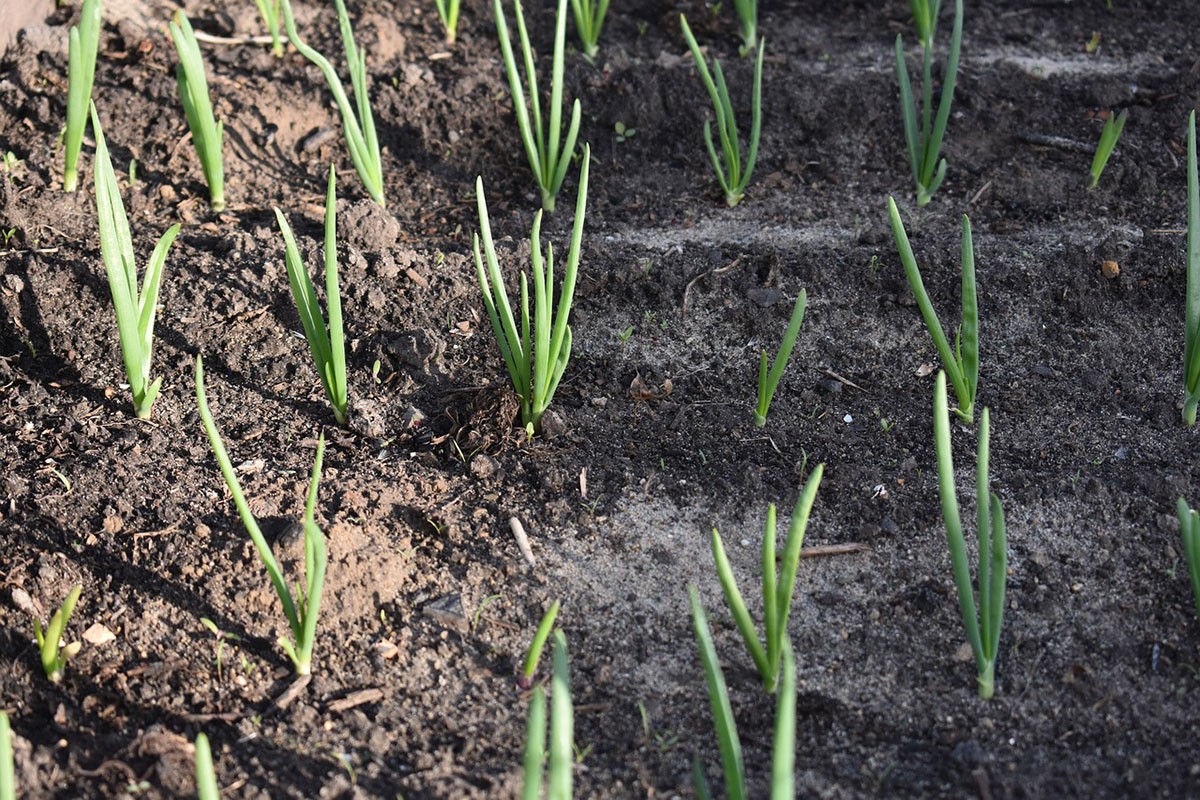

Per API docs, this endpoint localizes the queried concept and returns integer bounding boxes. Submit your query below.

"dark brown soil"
[2,0,1200,797]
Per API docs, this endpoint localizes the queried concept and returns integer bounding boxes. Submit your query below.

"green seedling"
[732,0,756,57]
[194,356,328,676]
[63,0,101,193]
[688,586,796,800]
[569,0,609,62]
[522,630,573,800]
[33,584,82,684]
[435,0,461,44]
[1183,111,1200,426]
[1176,499,1200,620]
[494,0,582,212]
[279,0,384,206]
[1088,109,1127,190]
[199,617,242,683]
[709,464,823,693]
[473,146,590,433]
[195,732,219,800]
[275,165,348,425]
[894,0,962,205]
[169,12,225,211]
[888,196,978,423]
[933,371,1007,699]
[680,15,764,208]
[614,121,635,143]
[754,289,806,427]
[254,0,284,56]
[0,712,13,800]
[92,103,180,419]
[520,600,560,689]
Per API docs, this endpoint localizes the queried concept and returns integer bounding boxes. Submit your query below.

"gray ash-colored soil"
[1,0,1200,797]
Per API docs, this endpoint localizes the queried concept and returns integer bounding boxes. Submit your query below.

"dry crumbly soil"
[1,0,1200,797]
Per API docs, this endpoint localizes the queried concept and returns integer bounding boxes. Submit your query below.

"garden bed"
[1,0,1199,797]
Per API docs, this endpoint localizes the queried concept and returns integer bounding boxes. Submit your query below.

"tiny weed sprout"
[1087,109,1127,190]
[933,371,1007,699]
[0,712,13,800]
[709,464,823,694]
[63,0,101,193]
[688,586,797,800]
[91,103,179,420]
[435,0,461,44]
[569,0,609,62]
[33,584,82,684]
[679,15,764,208]
[275,165,348,425]
[169,12,225,212]
[888,196,978,423]
[521,600,560,689]
[754,289,806,427]
[732,0,757,57]
[494,0,582,212]
[254,0,284,57]
[279,0,384,207]
[894,0,962,205]
[522,630,574,800]
[1176,499,1200,619]
[1183,111,1200,426]
[194,356,328,676]
[473,145,590,434]
[194,732,219,800]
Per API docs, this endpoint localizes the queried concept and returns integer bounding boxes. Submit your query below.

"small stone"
[422,594,467,632]
[469,454,498,479]
[1100,260,1120,279]
[82,623,116,646]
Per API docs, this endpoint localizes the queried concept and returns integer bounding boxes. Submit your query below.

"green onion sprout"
[63,0,101,193]
[1183,111,1199,426]
[254,0,284,57]
[680,14,764,208]
[894,0,962,206]
[195,732,219,800]
[1087,109,1127,190]
[689,586,796,800]
[169,12,225,211]
[1176,499,1200,620]
[91,102,179,420]
[888,196,978,423]
[435,0,461,45]
[732,0,757,58]
[0,712,12,800]
[933,370,1007,699]
[33,584,82,684]
[521,599,560,688]
[754,289,806,427]
[194,355,328,676]
[709,464,823,693]
[275,165,348,425]
[493,0,582,212]
[279,0,385,207]
[473,145,590,434]
[521,630,573,800]
[569,0,609,62]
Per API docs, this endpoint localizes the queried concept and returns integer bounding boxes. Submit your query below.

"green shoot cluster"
[494,0,582,212]
[680,15,764,208]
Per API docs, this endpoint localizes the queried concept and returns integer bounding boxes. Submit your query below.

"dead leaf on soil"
[629,373,673,403]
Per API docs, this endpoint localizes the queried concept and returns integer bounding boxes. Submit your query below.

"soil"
[1,0,1200,797]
